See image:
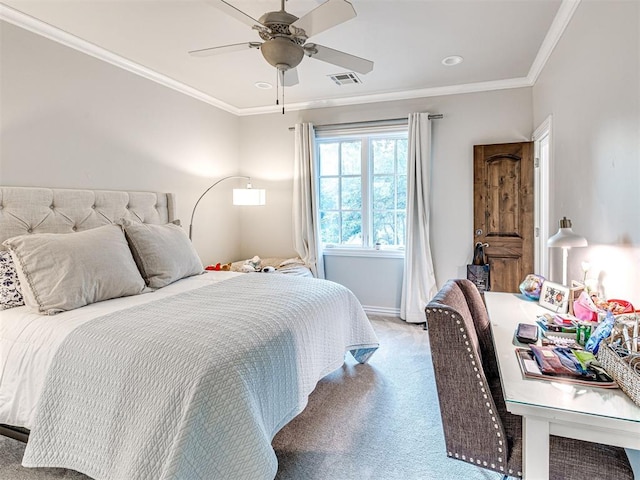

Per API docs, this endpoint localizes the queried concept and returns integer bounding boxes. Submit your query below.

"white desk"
[485,292,640,480]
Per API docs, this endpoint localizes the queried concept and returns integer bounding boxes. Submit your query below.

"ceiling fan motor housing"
[261,37,304,70]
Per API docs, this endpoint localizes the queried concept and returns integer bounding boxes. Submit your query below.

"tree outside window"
[317,130,408,249]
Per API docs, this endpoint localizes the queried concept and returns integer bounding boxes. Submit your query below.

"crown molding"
[0,3,242,116]
[527,0,581,84]
[236,77,534,116]
[1,0,579,117]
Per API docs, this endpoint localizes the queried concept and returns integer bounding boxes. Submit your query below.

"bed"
[0,186,379,480]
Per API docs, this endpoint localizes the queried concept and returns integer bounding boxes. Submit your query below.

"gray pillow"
[121,220,203,289]
[3,225,147,315]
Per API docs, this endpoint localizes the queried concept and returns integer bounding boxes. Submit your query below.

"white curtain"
[292,123,325,278]
[401,113,437,322]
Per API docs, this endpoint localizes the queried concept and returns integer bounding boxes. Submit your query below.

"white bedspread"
[19,274,378,480]
[0,271,240,428]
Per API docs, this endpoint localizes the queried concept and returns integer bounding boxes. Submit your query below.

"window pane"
[320,211,340,244]
[341,141,361,175]
[397,139,408,175]
[319,143,339,176]
[373,211,395,245]
[341,177,362,209]
[373,211,406,246]
[319,178,339,210]
[373,175,394,210]
[341,211,362,245]
[372,139,395,174]
[397,175,407,209]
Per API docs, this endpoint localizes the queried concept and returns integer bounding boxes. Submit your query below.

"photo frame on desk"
[539,281,570,313]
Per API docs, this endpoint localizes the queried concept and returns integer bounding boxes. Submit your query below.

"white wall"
[18,4,640,311]
[533,0,640,302]
[0,21,242,265]
[240,88,534,311]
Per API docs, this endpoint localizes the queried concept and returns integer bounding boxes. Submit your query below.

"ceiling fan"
[189,0,374,109]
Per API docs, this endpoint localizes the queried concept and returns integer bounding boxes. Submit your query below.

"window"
[316,127,408,250]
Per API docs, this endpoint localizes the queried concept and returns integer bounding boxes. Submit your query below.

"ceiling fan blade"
[305,43,373,74]
[291,0,356,38]
[189,42,261,57]
[204,0,262,28]
[281,68,299,87]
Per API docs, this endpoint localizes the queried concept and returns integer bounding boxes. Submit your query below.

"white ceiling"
[0,0,570,115]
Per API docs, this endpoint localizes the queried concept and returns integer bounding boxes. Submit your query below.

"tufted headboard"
[0,186,176,250]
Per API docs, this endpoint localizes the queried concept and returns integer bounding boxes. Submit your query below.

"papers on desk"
[515,348,619,388]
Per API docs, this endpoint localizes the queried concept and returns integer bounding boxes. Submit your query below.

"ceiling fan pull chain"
[275,68,279,107]
[282,70,287,114]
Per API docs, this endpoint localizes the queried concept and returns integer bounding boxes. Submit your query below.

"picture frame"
[568,281,585,315]
[539,280,570,313]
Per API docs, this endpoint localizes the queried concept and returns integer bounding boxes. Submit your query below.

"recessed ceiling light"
[254,81,272,89]
[442,55,463,66]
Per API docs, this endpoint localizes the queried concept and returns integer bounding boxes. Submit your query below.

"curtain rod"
[288,114,443,131]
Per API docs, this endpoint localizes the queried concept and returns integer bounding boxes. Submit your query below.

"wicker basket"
[598,342,640,407]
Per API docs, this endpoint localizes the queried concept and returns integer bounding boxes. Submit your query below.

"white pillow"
[3,225,147,314]
[121,220,203,289]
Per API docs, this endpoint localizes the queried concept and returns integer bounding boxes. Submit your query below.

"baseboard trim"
[362,305,401,317]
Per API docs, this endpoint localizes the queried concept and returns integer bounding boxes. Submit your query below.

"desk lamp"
[547,217,587,286]
[189,175,266,240]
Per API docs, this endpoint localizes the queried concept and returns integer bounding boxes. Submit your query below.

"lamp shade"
[233,188,266,206]
[547,217,587,248]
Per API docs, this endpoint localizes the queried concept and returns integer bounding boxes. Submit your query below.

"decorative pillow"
[0,250,24,310]
[121,220,203,289]
[3,225,147,315]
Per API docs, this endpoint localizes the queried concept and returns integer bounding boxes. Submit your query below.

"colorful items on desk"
[536,312,598,347]
[536,313,577,333]
[528,344,612,382]
[519,273,545,300]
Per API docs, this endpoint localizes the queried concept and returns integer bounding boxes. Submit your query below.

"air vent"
[328,72,362,86]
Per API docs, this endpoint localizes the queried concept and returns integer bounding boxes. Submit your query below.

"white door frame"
[532,115,552,278]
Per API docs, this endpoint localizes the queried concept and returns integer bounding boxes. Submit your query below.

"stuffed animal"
[205,262,232,271]
[243,255,261,272]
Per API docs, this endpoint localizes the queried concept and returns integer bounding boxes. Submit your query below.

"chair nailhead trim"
[435,303,506,471]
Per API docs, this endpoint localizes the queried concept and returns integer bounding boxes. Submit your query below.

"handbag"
[467,242,490,292]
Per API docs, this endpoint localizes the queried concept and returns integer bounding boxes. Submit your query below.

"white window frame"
[315,125,408,258]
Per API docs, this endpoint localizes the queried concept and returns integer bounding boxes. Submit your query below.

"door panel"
[474,142,534,292]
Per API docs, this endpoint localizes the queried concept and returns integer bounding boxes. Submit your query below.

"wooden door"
[474,142,534,292]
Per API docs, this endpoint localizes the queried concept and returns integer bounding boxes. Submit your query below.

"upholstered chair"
[425,279,633,480]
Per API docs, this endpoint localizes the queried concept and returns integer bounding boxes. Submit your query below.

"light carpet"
[0,316,499,480]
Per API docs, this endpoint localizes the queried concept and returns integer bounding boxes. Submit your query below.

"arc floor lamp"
[189,175,266,240]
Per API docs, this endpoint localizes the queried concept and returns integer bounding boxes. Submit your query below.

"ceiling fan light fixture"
[442,55,464,66]
[260,37,304,69]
